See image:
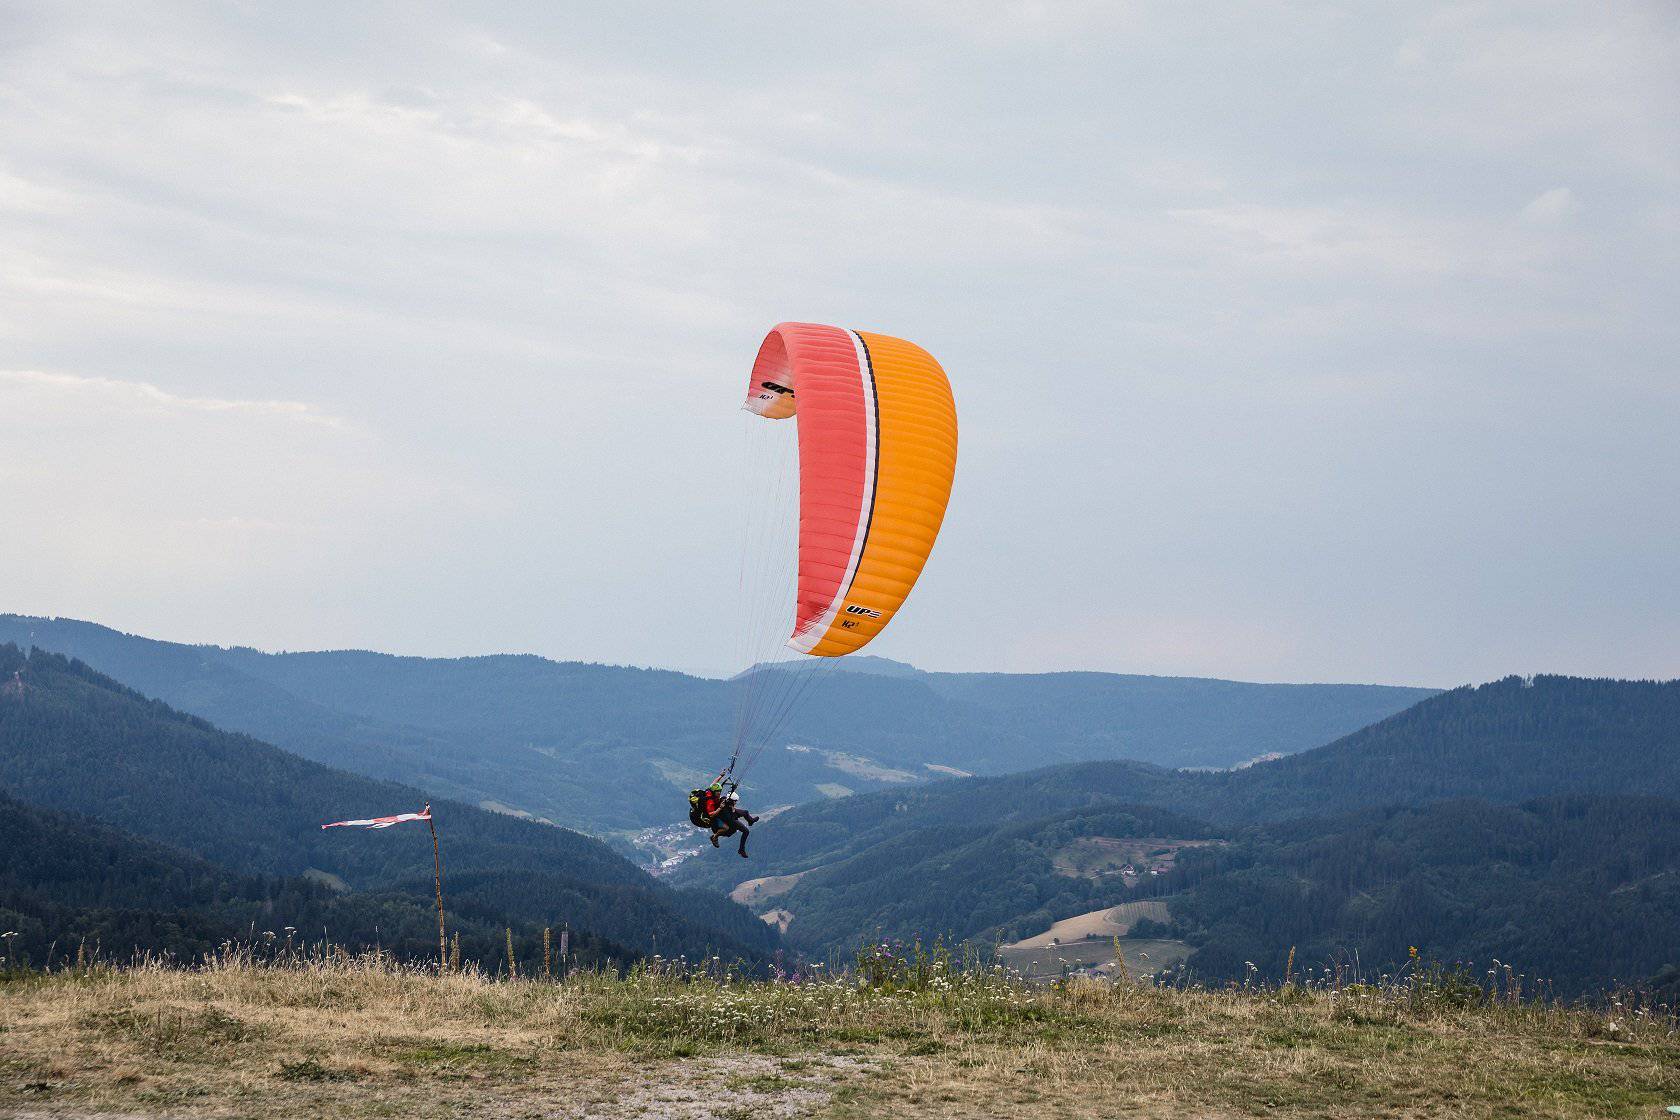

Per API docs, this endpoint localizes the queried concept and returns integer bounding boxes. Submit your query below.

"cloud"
[1520,186,1576,225]
[1166,203,1513,279]
[0,363,506,652]
[0,369,349,428]
[0,168,71,215]
[0,366,382,546]
[0,2,1674,682]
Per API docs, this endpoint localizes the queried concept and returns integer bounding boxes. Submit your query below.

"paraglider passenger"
[709,787,759,858]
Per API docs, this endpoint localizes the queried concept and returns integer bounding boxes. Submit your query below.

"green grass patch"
[277,1057,359,1082]
[391,1041,534,1073]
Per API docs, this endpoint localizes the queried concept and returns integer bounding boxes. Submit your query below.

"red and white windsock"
[322,804,432,830]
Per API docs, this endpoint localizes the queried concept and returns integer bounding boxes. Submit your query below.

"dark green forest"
[768,804,1214,951]
[0,645,772,964]
[1168,795,1680,994]
[680,677,1680,994]
[733,792,1680,996]
[1198,675,1680,820]
[0,790,636,971]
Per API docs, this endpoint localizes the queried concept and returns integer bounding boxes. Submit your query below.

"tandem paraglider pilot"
[688,772,759,858]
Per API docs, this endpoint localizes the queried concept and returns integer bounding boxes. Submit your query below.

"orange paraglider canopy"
[742,322,957,657]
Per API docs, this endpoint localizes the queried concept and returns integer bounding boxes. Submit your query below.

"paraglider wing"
[743,322,957,657]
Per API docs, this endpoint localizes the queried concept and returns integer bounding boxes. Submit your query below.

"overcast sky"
[2,2,1676,686]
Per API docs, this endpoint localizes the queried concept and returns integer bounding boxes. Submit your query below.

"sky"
[2,2,1676,687]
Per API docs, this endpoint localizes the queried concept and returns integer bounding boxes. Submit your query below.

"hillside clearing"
[784,745,921,784]
[1004,900,1172,950]
[730,871,809,907]
[997,896,1191,981]
[1051,836,1223,882]
[1,956,1675,1119]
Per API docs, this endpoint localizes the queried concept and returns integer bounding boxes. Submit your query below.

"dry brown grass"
[0,954,1675,1119]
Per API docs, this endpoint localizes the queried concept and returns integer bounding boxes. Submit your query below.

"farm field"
[997,900,1192,981]
[1,955,1675,1119]
[1051,837,1223,883]
[1002,900,1172,950]
[729,871,809,908]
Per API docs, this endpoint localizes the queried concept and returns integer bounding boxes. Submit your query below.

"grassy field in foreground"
[998,936,1195,982]
[1,954,1677,1119]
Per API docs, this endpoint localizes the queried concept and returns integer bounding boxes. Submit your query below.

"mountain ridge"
[0,614,1440,834]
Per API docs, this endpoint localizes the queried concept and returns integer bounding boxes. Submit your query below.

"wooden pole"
[425,802,446,969]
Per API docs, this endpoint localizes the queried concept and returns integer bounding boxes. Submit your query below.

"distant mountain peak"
[734,655,925,680]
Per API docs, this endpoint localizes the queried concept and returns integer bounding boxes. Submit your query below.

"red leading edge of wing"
[744,323,872,643]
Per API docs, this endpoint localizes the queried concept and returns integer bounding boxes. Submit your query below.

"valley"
[0,614,1438,835]
[6,630,1679,1001]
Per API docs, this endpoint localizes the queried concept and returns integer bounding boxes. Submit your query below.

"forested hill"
[727,790,1680,996]
[0,789,638,971]
[758,803,1220,953]
[1199,674,1680,820]
[0,645,772,962]
[682,674,1680,886]
[1171,795,1680,996]
[0,615,1436,833]
[672,676,1680,994]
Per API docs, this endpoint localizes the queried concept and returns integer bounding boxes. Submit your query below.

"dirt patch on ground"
[589,1054,869,1119]
[1,1055,871,1119]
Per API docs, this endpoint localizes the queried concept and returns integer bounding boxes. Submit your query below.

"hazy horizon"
[4,3,1676,687]
[13,608,1613,692]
